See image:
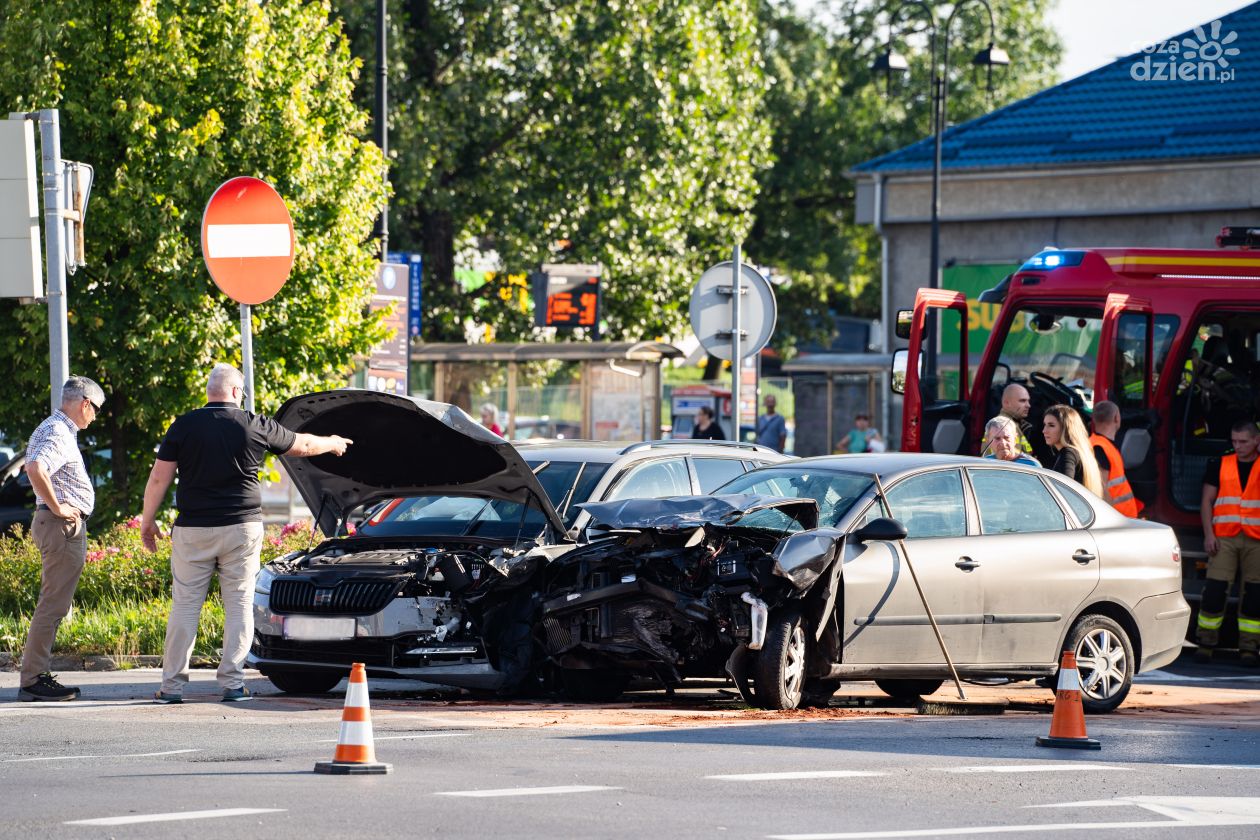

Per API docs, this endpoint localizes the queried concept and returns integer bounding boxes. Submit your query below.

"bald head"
[1001,383,1031,420]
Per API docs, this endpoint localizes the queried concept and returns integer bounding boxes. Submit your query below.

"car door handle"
[1072,550,1096,565]
[955,557,980,571]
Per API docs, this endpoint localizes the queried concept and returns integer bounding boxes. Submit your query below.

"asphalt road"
[2,655,1259,839]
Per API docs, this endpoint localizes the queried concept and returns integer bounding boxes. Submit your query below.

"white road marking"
[4,749,199,763]
[205,224,291,258]
[942,764,1119,774]
[315,732,468,743]
[707,770,887,781]
[769,796,1260,839]
[435,785,619,798]
[1168,763,1260,770]
[66,808,285,826]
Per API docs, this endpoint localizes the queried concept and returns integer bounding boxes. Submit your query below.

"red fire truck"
[894,228,1260,633]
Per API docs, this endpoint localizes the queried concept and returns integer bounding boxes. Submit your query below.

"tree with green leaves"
[749,0,1062,357]
[335,0,771,342]
[0,0,387,521]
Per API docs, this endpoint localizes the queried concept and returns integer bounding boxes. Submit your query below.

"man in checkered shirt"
[18,376,105,702]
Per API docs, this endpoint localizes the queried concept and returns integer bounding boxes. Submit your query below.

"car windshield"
[356,495,551,540]
[523,459,611,528]
[715,468,874,526]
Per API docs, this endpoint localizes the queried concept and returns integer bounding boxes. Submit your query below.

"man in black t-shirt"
[140,364,352,703]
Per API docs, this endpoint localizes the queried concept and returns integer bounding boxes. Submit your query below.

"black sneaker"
[18,672,80,702]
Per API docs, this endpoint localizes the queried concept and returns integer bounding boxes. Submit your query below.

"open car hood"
[275,390,566,537]
[578,494,818,532]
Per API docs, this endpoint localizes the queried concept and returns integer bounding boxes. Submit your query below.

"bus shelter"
[782,353,893,456]
[410,341,681,442]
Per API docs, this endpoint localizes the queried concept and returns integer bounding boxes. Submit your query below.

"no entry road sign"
[201,176,294,305]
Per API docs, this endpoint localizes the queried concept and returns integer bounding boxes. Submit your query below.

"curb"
[0,652,219,672]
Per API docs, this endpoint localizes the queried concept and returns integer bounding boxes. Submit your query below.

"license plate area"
[283,616,356,641]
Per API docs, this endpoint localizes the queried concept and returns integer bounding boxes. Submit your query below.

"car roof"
[516,439,785,465]
[750,452,1020,481]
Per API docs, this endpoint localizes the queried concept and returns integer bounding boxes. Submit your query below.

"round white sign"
[689,262,777,361]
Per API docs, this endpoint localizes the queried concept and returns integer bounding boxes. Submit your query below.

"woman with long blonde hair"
[1042,404,1103,497]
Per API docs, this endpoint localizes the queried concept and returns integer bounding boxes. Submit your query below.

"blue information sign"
[388,251,423,337]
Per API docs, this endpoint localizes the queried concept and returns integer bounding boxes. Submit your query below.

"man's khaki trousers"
[20,511,87,687]
[161,523,263,694]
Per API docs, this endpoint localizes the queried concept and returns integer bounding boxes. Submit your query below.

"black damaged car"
[539,494,851,707]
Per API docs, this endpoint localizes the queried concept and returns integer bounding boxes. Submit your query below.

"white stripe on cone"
[1056,662,1081,692]
[336,720,374,747]
[345,682,370,708]
[206,224,292,258]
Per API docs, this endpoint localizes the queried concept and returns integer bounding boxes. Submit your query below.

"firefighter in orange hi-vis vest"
[1198,420,1260,667]
[1088,401,1143,519]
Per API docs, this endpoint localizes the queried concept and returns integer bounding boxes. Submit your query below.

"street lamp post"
[873,0,1009,400]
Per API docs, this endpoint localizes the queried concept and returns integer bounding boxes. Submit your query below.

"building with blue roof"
[851,2,1260,446]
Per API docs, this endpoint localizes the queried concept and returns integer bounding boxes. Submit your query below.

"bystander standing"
[755,395,787,453]
[1197,420,1260,666]
[17,376,106,702]
[692,405,725,440]
[140,364,354,703]
[981,415,1041,467]
[1089,400,1144,517]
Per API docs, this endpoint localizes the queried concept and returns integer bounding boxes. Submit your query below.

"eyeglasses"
[84,397,102,412]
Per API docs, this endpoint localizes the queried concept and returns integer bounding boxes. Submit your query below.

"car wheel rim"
[784,625,805,699]
[1075,627,1127,701]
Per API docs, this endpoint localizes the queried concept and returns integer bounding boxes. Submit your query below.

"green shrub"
[0,597,225,657]
[0,519,320,655]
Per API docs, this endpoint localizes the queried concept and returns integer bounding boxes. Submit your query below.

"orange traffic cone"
[1035,650,1101,750]
[314,663,392,774]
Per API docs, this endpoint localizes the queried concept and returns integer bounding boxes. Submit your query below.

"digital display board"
[532,264,602,332]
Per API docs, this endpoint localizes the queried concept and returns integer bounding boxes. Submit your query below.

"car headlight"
[255,563,277,595]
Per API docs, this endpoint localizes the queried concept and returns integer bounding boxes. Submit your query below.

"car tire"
[754,606,807,710]
[874,679,944,701]
[560,669,630,703]
[265,669,344,695]
[1061,613,1134,714]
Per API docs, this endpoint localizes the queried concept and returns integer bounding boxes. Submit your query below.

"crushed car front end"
[538,495,844,700]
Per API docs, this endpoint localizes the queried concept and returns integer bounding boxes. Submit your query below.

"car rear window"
[1045,475,1096,527]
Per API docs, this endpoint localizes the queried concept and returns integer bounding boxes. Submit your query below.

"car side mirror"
[891,349,908,395]
[852,517,908,543]
[895,309,913,340]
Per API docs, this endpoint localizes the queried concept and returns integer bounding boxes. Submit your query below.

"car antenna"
[871,472,967,701]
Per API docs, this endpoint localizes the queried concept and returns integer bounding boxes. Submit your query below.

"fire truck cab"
[894,230,1260,625]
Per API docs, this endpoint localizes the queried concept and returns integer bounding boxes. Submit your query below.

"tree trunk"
[703,353,723,381]
[419,206,460,341]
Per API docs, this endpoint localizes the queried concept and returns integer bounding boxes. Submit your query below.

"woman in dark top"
[1042,404,1103,497]
[692,405,725,440]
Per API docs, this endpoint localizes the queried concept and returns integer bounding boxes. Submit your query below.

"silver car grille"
[270,579,398,615]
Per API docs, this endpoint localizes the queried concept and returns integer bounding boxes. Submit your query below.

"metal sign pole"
[731,244,742,439]
[39,109,68,412]
[240,303,255,412]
